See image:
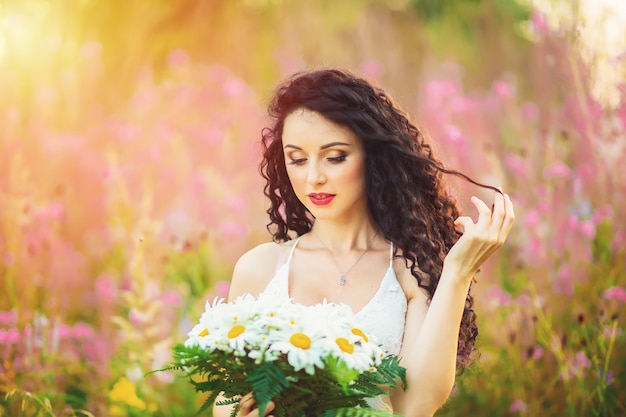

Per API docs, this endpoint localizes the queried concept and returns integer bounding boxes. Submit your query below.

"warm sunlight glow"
[532,0,626,107]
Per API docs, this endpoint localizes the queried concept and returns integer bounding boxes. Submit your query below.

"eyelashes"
[328,155,347,163]
[288,158,306,165]
[287,155,348,165]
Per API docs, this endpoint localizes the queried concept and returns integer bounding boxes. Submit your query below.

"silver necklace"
[313,231,376,286]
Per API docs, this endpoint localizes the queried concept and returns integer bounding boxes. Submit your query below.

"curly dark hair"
[260,68,496,371]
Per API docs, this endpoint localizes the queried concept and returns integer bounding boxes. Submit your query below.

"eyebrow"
[283,141,352,150]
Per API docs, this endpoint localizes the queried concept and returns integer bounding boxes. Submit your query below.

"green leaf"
[324,356,362,388]
[246,361,291,416]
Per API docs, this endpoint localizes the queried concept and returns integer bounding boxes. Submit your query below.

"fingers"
[503,193,515,230]
[238,394,275,417]
[470,195,493,228]
[489,191,507,237]
[239,393,255,415]
[454,216,474,234]
[458,190,515,242]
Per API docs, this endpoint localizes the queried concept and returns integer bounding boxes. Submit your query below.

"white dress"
[261,235,408,411]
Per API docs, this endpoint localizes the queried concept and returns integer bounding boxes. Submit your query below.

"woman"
[219,69,515,417]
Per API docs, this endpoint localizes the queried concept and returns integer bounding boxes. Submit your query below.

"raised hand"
[445,191,515,281]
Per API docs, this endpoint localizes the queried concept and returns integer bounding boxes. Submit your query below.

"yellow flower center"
[290,333,311,349]
[351,328,368,342]
[198,328,209,337]
[336,337,354,354]
[228,325,245,338]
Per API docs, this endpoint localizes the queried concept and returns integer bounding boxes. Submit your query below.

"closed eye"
[328,155,347,163]
[288,158,307,165]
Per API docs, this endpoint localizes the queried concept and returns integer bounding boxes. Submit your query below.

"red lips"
[308,193,335,206]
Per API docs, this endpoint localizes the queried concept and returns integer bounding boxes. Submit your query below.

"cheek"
[285,166,306,191]
[341,162,366,190]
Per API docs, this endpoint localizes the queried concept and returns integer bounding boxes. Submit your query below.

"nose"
[306,160,326,185]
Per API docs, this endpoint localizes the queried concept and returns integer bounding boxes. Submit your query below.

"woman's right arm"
[212,242,281,417]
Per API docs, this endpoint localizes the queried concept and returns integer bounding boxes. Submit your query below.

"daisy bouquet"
[158,294,406,417]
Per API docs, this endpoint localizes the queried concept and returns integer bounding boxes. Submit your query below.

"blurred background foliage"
[0,0,625,416]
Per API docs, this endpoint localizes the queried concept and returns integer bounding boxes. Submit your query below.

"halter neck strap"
[285,235,304,266]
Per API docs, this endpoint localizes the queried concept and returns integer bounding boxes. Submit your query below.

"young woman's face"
[282,109,368,222]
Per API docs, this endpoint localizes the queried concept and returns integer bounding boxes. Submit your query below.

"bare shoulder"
[228,240,292,300]
[393,257,429,305]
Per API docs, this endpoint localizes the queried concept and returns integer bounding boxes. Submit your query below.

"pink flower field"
[0,1,624,416]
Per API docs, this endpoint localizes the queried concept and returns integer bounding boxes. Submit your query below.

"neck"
[310,219,378,253]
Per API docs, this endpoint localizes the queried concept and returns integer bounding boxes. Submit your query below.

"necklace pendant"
[339,276,346,286]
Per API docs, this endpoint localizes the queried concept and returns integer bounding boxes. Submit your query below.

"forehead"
[282,108,360,147]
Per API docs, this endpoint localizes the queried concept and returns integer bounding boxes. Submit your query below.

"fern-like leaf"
[246,361,291,416]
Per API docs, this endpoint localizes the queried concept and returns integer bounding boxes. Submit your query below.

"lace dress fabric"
[261,235,408,412]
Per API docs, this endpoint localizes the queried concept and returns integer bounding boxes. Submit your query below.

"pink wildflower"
[73,322,95,339]
[567,214,579,229]
[0,310,17,325]
[2,252,14,266]
[444,125,467,147]
[521,102,539,123]
[543,161,571,179]
[95,275,117,302]
[424,80,459,103]
[492,80,515,99]
[486,285,512,308]
[200,127,223,147]
[516,294,532,306]
[220,221,248,238]
[359,60,383,78]
[161,290,181,306]
[525,236,542,257]
[504,153,528,178]
[53,323,74,339]
[530,11,548,35]
[167,49,190,68]
[129,309,143,325]
[611,231,625,252]
[553,267,574,296]
[222,78,246,98]
[225,195,248,213]
[524,209,541,228]
[579,220,596,239]
[0,328,20,344]
[451,97,471,113]
[602,286,626,302]
[561,351,591,381]
[575,351,591,368]
[215,280,231,297]
[592,205,613,225]
[532,346,544,360]
[509,399,529,413]
[602,324,623,339]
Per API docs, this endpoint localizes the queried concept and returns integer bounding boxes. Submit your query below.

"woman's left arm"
[392,191,515,417]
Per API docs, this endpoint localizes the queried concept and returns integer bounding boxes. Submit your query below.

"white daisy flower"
[325,336,376,373]
[185,297,225,349]
[268,328,326,375]
[349,326,384,363]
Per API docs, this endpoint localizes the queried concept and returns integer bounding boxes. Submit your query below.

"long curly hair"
[260,68,494,371]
